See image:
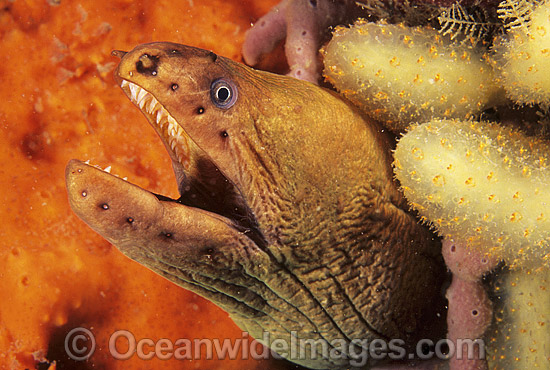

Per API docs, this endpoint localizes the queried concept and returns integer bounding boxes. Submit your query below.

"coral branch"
[488,267,550,368]
[492,0,550,109]
[323,22,504,131]
[395,118,550,368]
[394,119,550,269]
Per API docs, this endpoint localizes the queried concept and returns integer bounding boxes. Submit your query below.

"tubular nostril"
[111,50,127,58]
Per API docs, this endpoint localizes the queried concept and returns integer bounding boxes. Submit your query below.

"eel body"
[66,42,445,369]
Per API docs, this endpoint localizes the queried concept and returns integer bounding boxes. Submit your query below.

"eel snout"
[65,159,163,248]
[65,159,260,267]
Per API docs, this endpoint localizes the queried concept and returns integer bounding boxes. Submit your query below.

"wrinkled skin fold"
[66,43,446,369]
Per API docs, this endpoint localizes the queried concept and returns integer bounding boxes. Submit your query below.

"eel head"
[66,43,445,369]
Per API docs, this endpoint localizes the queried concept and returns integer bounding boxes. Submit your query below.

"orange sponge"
[0,1,292,369]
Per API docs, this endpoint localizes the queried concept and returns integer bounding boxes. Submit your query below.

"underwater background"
[0,0,294,368]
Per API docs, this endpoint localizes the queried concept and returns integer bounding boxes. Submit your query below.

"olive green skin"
[66,43,445,369]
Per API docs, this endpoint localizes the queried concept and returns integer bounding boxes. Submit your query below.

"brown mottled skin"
[66,43,445,369]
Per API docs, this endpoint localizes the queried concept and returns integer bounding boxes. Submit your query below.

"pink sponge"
[443,239,496,370]
[446,277,492,370]
[442,239,499,282]
[446,278,492,340]
[242,0,355,83]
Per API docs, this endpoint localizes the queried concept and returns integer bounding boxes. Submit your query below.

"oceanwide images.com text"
[65,327,485,366]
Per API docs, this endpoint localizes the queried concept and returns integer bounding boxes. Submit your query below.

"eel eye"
[210,78,237,109]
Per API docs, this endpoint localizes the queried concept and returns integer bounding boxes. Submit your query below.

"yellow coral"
[394,119,550,269]
[493,0,550,109]
[488,267,550,369]
[322,21,504,132]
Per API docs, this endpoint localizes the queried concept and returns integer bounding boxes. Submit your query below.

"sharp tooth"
[121,80,129,88]
[138,95,149,110]
[146,98,158,114]
[104,165,112,173]
[137,89,148,104]
[129,83,139,101]
[84,159,90,164]
[157,109,168,124]
[167,116,177,132]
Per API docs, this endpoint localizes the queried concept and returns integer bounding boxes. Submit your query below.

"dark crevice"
[42,311,107,369]
[151,156,268,251]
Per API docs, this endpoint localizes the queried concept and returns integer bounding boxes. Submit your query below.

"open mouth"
[121,80,192,171]
[119,79,266,247]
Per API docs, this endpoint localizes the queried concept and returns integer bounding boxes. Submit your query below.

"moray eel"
[65,42,446,369]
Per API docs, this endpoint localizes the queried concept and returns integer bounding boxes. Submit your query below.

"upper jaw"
[116,77,266,249]
[119,78,190,189]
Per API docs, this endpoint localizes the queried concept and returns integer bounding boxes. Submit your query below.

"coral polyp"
[492,0,550,109]
[394,119,550,269]
[394,118,550,368]
[323,21,504,131]
[488,268,550,369]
